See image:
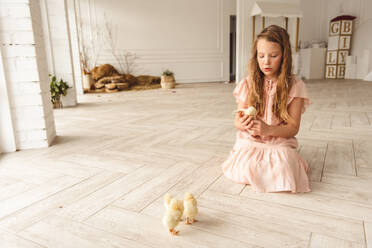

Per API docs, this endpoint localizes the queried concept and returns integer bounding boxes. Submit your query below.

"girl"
[222,25,311,193]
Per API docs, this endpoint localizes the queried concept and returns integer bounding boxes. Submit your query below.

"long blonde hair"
[248,25,293,123]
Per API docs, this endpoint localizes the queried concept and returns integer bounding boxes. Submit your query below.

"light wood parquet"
[0,79,372,247]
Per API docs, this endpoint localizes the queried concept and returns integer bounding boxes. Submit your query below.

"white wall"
[299,0,372,78]
[77,0,236,83]
[299,0,326,44]
[236,0,300,82]
[237,0,372,81]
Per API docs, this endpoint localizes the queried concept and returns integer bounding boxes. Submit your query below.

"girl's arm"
[247,98,304,138]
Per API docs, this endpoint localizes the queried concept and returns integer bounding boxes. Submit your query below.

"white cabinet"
[299,48,326,79]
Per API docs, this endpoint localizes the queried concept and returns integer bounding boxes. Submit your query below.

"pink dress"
[222,77,311,193]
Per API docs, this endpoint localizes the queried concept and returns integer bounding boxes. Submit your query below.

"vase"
[82,73,93,92]
[161,75,176,89]
[53,100,63,109]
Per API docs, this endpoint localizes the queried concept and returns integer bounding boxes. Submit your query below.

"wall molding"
[89,0,224,55]
[99,53,225,61]
[100,58,225,64]
[100,59,225,82]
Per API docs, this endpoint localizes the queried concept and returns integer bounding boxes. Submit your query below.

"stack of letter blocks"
[325,15,356,79]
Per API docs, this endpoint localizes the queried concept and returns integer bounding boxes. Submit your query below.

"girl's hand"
[246,119,271,137]
[235,113,253,131]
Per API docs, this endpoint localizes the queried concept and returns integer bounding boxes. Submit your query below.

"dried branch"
[103,14,138,74]
[114,51,138,74]
[76,11,103,73]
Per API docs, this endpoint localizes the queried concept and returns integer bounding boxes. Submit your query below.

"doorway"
[229,15,236,82]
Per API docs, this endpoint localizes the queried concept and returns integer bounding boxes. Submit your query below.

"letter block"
[325,16,355,79]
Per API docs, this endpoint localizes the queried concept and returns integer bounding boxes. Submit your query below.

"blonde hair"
[248,25,293,123]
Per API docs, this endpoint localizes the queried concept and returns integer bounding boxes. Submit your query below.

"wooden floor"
[1,79,372,248]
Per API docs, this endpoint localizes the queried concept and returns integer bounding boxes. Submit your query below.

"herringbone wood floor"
[1,79,372,248]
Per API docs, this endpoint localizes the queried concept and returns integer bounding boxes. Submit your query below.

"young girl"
[222,25,311,193]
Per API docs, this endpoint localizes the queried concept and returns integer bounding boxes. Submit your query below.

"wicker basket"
[161,75,175,89]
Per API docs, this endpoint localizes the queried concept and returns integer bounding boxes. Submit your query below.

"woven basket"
[161,75,175,89]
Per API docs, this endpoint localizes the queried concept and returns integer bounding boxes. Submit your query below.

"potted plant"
[161,69,176,89]
[50,74,70,108]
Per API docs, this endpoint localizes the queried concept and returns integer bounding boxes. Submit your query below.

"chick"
[164,193,184,214]
[164,193,172,209]
[183,192,198,224]
[162,199,183,235]
[235,106,257,119]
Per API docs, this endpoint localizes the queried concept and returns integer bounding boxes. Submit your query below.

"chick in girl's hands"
[183,192,198,224]
[162,199,183,235]
[235,106,257,119]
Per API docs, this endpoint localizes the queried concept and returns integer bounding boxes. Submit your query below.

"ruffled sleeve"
[233,78,250,104]
[287,78,311,113]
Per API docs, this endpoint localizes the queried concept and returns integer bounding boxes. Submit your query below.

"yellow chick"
[235,106,257,119]
[183,192,198,224]
[164,193,172,209]
[164,193,184,214]
[162,199,182,235]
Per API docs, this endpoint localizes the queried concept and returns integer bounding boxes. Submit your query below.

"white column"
[66,0,83,95]
[236,0,255,83]
[0,0,56,150]
[0,49,16,153]
[41,0,78,106]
